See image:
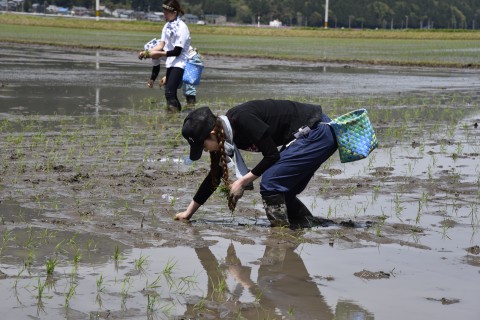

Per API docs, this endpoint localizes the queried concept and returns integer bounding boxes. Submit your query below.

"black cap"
[182,107,217,161]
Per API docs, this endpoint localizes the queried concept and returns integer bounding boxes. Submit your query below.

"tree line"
[26,0,480,29]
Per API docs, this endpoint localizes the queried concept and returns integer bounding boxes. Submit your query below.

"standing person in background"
[138,0,191,112]
[159,46,204,107]
[182,46,204,106]
[141,38,163,89]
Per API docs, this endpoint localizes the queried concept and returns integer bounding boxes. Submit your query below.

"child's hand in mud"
[228,181,245,211]
[174,210,193,221]
[229,181,245,202]
[159,76,167,87]
[147,80,154,88]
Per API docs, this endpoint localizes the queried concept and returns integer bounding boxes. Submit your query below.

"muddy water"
[0,43,480,319]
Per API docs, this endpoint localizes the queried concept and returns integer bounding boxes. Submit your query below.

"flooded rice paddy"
[0,43,479,319]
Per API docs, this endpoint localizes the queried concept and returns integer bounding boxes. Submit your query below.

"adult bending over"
[176,99,338,228]
[138,0,190,111]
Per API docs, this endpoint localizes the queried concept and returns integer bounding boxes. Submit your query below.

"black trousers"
[165,67,184,110]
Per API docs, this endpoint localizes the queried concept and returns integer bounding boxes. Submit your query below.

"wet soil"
[0,43,479,319]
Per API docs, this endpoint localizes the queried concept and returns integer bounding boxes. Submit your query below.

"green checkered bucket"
[329,109,378,163]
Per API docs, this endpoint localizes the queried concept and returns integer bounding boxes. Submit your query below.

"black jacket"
[193,99,323,205]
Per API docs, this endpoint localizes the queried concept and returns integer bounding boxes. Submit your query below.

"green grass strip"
[1,13,479,68]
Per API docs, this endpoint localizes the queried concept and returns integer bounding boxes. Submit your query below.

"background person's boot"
[262,194,290,227]
[186,95,196,106]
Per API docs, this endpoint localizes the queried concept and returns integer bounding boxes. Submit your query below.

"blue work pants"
[260,114,337,199]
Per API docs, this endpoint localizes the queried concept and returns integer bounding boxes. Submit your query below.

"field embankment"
[1,13,480,68]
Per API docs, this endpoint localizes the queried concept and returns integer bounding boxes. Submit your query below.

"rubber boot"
[262,194,290,228]
[285,196,315,228]
[166,98,181,112]
[286,196,334,229]
[186,95,196,106]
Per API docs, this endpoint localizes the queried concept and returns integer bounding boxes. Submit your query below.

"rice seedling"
[121,276,131,306]
[38,228,56,243]
[24,249,35,269]
[134,254,149,273]
[394,193,404,220]
[421,192,429,208]
[157,302,176,319]
[210,275,227,301]
[67,233,78,247]
[415,200,423,225]
[176,273,199,294]
[288,305,295,316]
[34,277,48,303]
[23,226,35,248]
[1,228,15,254]
[54,239,66,253]
[193,297,207,311]
[145,275,162,292]
[326,205,333,219]
[112,246,125,270]
[161,258,178,289]
[251,287,264,304]
[96,273,106,293]
[64,276,78,309]
[95,292,104,309]
[45,257,58,276]
[375,221,383,238]
[430,153,438,167]
[73,248,81,265]
[441,222,451,240]
[12,265,26,294]
[425,160,435,180]
[469,203,479,228]
[86,238,97,251]
[144,292,158,314]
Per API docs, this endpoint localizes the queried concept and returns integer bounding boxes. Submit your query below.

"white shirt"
[160,18,191,69]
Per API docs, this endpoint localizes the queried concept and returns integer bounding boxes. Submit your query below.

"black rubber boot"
[186,95,196,106]
[166,99,181,112]
[286,196,335,229]
[262,194,290,228]
[285,197,314,228]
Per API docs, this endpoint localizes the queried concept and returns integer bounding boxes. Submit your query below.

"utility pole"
[324,0,329,29]
[96,0,100,21]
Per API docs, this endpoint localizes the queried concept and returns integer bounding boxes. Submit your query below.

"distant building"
[46,4,58,13]
[71,6,90,16]
[183,13,199,24]
[204,14,227,25]
[112,9,134,19]
[269,19,282,27]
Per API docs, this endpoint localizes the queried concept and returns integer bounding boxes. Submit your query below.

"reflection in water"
[336,300,375,320]
[1,43,479,116]
[183,234,373,319]
[95,87,100,115]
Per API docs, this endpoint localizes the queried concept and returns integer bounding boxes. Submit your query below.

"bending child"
[176,100,338,228]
